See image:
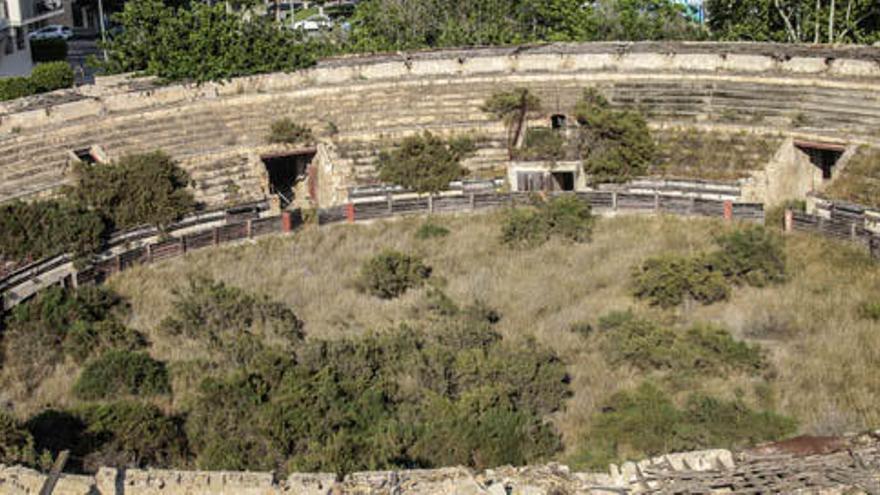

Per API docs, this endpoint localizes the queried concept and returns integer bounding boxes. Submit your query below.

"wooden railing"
[786,209,880,258]
[0,191,763,312]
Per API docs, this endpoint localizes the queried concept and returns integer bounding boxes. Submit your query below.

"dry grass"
[14,210,878,459]
[824,146,880,208]
[651,129,783,181]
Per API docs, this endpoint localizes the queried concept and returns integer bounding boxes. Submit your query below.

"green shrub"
[74,350,170,400]
[575,382,796,469]
[2,286,133,388]
[575,88,655,184]
[514,127,565,161]
[76,401,188,470]
[0,411,37,467]
[375,131,476,194]
[0,199,106,263]
[160,276,303,366]
[30,39,69,63]
[858,301,880,321]
[0,76,34,101]
[501,195,595,248]
[29,62,74,93]
[356,250,432,299]
[500,207,550,248]
[69,151,195,230]
[631,254,729,308]
[600,312,766,376]
[482,88,542,157]
[65,319,146,364]
[709,225,786,287]
[415,222,450,240]
[267,119,313,145]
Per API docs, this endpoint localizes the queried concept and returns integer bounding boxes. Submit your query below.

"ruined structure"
[1,42,880,210]
[3,434,880,494]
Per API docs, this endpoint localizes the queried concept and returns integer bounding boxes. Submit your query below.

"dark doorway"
[795,142,844,180]
[551,172,575,191]
[262,151,315,208]
[73,148,97,164]
[551,114,567,130]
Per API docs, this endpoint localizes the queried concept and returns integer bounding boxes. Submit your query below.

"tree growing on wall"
[482,88,543,159]
[68,151,196,230]
[575,88,655,184]
[375,132,475,194]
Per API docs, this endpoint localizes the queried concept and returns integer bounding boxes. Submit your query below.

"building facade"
[0,0,65,76]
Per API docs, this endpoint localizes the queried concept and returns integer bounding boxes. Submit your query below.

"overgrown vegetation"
[68,151,196,231]
[375,131,475,194]
[824,147,880,209]
[356,250,432,299]
[159,276,303,366]
[1,286,142,390]
[598,311,766,376]
[482,88,543,158]
[632,225,786,307]
[651,129,783,181]
[73,350,170,400]
[267,119,314,146]
[576,382,796,469]
[0,62,74,101]
[98,0,320,81]
[575,88,655,184]
[0,151,195,267]
[501,195,595,248]
[514,127,566,161]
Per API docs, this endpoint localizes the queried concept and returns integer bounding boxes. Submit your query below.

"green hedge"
[0,62,74,101]
[74,350,170,400]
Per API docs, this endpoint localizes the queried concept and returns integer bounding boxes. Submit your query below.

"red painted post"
[346,203,355,223]
[723,200,733,222]
[281,211,293,232]
[784,209,793,233]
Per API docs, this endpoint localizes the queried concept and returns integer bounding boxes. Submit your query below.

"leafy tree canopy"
[375,132,475,194]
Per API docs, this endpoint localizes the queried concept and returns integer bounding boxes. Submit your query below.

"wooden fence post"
[469,192,475,210]
[346,203,355,223]
[654,192,660,211]
[180,236,187,255]
[212,227,220,246]
[246,219,253,239]
[145,243,153,263]
[387,194,393,214]
[612,191,618,211]
[114,254,121,273]
[281,211,293,232]
[428,195,434,213]
[723,201,733,222]
[783,209,793,233]
[851,222,858,241]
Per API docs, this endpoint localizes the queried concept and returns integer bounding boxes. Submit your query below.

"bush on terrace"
[375,132,476,195]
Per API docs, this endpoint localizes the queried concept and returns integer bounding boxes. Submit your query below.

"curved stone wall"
[1,42,880,207]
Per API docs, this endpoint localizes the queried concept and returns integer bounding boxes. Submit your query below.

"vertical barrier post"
[783,209,793,233]
[387,194,393,215]
[180,236,187,255]
[212,227,220,246]
[851,222,858,241]
[723,200,733,222]
[469,192,475,210]
[281,211,293,233]
[654,192,660,211]
[428,195,434,213]
[612,191,618,211]
[246,219,253,239]
[145,243,153,263]
[114,254,121,273]
[346,203,355,223]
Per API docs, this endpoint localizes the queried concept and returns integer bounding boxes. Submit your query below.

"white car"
[291,14,333,32]
[28,25,73,41]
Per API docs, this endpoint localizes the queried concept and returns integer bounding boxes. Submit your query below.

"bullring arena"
[4,42,880,494]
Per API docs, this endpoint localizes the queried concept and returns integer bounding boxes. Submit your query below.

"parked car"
[28,25,73,41]
[291,14,333,32]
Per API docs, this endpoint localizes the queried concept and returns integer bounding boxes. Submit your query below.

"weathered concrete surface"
[1,42,879,209]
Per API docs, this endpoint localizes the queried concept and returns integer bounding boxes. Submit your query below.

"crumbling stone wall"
[1,42,879,208]
[4,439,880,494]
